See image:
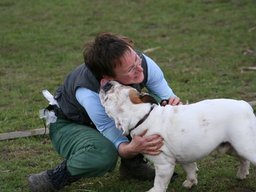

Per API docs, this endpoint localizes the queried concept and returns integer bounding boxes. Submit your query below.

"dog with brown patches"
[99,80,256,192]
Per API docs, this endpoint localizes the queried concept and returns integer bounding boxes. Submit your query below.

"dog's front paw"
[182,178,198,189]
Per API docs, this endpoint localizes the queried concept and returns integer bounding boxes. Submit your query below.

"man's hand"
[161,97,182,106]
[131,130,163,155]
[118,130,163,158]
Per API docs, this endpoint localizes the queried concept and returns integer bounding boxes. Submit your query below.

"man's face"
[113,48,144,85]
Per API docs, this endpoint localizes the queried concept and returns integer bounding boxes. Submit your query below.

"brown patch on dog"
[129,90,143,104]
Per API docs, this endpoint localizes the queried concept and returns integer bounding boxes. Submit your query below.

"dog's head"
[99,80,158,135]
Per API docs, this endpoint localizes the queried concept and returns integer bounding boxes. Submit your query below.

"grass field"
[1,0,256,191]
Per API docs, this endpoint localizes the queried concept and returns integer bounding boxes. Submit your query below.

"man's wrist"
[118,142,139,159]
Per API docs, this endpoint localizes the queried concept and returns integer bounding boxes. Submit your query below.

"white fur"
[100,81,256,192]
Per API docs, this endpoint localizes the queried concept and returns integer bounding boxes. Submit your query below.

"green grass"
[0,0,256,191]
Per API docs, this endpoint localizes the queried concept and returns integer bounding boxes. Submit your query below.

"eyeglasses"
[117,54,142,76]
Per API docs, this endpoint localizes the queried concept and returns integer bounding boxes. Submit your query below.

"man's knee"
[67,140,118,177]
[97,150,118,174]
[94,140,118,174]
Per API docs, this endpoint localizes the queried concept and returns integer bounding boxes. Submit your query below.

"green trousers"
[49,118,118,177]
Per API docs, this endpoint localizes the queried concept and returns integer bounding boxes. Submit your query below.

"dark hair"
[83,32,134,80]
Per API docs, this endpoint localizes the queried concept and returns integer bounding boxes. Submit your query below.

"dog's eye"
[102,82,113,92]
[104,96,108,102]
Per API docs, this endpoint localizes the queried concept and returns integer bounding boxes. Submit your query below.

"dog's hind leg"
[236,158,250,179]
[217,143,252,179]
[181,162,198,189]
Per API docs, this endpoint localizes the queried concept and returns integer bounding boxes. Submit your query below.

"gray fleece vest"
[54,53,148,127]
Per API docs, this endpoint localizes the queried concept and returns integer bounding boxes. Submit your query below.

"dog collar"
[130,105,155,133]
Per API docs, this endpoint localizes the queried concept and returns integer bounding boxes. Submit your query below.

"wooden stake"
[0,128,49,141]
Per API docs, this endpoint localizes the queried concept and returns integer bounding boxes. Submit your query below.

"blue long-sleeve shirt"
[76,54,176,149]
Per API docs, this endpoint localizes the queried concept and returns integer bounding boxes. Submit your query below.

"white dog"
[99,80,256,192]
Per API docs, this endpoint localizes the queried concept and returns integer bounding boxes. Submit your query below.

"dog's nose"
[100,79,112,92]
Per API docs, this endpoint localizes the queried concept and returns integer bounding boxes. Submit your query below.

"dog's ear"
[140,93,159,105]
[129,90,158,105]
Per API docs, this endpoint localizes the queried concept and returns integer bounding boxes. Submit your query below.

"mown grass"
[0,0,256,191]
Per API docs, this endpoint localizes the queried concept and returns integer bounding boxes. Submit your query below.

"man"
[28,32,181,191]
